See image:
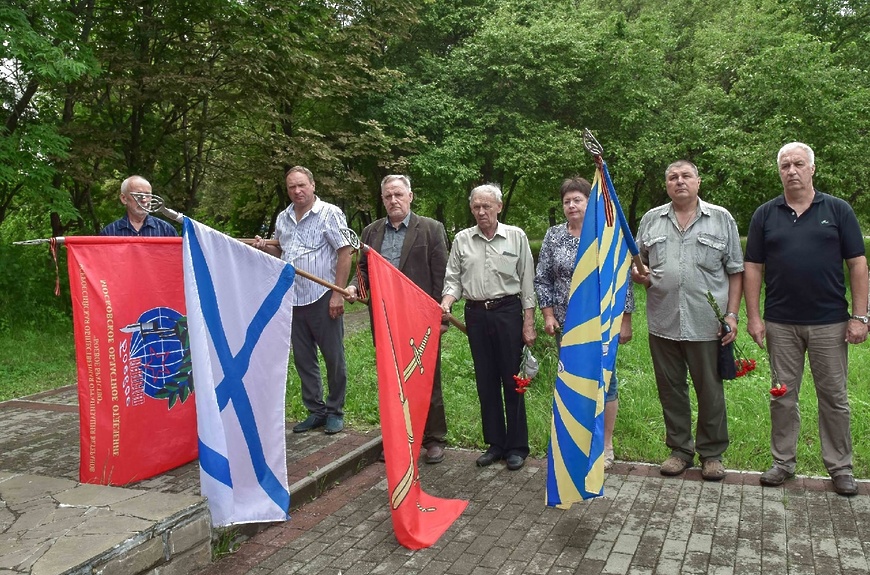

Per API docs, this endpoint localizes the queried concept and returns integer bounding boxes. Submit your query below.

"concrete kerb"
[222,434,384,543]
[287,434,383,510]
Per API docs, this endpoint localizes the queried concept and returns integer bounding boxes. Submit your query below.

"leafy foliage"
[2,0,869,327]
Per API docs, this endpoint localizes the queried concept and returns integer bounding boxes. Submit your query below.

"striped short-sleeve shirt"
[274,198,350,306]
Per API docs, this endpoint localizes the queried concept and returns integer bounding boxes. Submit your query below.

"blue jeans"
[605,371,619,403]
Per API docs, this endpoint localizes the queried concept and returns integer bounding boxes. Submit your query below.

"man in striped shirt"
[100,176,178,236]
[255,167,353,435]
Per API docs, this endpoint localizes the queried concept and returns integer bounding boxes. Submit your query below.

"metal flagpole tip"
[582,128,604,156]
[13,238,52,245]
[130,192,164,212]
[130,192,183,223]
[340,227,362,251]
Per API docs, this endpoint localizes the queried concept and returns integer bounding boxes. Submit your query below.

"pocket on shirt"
[695,233,726,272]
[493,252,519,279]
[645,235,668,269]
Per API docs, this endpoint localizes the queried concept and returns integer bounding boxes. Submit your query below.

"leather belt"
[465,294,520,311]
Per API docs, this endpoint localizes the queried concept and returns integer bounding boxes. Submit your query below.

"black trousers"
[465,298,529,458]
[422,350,447,449]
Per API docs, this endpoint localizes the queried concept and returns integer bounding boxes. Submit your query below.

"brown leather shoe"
[759,466,794,486]
[832,473,858,496]
[701,459,726,481]
[660,456,691,476]
[425,445,445,464]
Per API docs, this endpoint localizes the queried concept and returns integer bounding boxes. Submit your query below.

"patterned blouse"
[534,223,636,325]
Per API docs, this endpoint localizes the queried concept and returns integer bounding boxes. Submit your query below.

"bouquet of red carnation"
[513,346,537,394]
[705,291,757,380]
[769,363,787,396]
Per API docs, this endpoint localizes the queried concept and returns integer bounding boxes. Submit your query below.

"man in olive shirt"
[632,160,743,481]
[441,184,536,471]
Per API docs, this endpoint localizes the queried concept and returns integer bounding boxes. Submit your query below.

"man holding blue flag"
[632,160,743,481]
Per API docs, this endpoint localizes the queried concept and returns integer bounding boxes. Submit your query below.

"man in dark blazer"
[346,175,450,464]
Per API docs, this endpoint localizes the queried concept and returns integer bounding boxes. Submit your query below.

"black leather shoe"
[832,473,858,496]
[476,451,501,467]
[506,455,525,471]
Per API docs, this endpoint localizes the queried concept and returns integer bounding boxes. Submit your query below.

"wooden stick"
[446,313,467,334]
[293,268,354,298]
[237,238,279,246]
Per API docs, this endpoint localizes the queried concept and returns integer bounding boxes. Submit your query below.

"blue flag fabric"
[546,160,634,508]
[182,218,295,526]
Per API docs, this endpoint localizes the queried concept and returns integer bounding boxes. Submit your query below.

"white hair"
[777,142,814,167]
[469,183,503,204]
[120,175,151,195]
[381,175,411,194]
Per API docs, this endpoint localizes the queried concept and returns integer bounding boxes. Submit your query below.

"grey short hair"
[381,175,411,194]
[664,160,699,179]
[777,142,814,167]
[120,175,151,195]
[286,166,315,184]
[469,183,503,204]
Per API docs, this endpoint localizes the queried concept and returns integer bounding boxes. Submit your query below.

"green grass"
[0,321,77,401]
[285,290,870,479]
[5,290,869,479]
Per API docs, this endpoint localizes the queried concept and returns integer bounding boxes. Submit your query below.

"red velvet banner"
[367,248,467,549]
[65,237,197,485]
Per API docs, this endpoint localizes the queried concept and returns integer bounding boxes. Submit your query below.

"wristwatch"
[850,314,869,325]
[725,312,739,323]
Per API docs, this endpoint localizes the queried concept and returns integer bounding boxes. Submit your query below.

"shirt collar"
[472,221,506,240]
[123,214,155,230]
[773,189,822,208]
[292,197,323,222]
[660,198,712,218]
[386,211,412,231]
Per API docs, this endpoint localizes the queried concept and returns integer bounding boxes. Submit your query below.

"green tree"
[0,1,98,231]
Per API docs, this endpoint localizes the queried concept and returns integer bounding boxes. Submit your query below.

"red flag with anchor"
[367,248,468,549]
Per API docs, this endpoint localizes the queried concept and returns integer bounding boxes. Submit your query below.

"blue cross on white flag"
[182,218,294,526]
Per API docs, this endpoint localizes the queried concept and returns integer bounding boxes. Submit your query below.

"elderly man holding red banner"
[346,174,450,464]
[100,175,177,237]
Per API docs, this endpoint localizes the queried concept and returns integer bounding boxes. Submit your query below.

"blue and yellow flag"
[546,159,637,508]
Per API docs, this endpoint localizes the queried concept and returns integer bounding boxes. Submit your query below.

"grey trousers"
[766,321,852,476]
[292,291,347,417]
[648,335,728,463]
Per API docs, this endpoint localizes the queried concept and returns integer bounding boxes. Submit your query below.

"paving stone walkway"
[200,451,870,575]
[4,382,870,575]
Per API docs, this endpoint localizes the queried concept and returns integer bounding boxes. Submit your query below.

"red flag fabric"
[367,248,468,549]
[65,237,197,485]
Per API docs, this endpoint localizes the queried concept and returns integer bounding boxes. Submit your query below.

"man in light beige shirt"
[441,184,536,471]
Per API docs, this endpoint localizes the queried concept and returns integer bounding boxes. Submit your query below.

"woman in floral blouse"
[534,176,635,470]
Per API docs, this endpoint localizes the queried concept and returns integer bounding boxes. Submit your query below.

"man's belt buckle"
[484,299,497,310]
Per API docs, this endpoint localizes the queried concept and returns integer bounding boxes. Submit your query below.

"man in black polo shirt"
[744,141,868,496]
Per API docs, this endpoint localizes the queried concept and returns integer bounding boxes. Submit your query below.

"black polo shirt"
[745,191,865,325]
